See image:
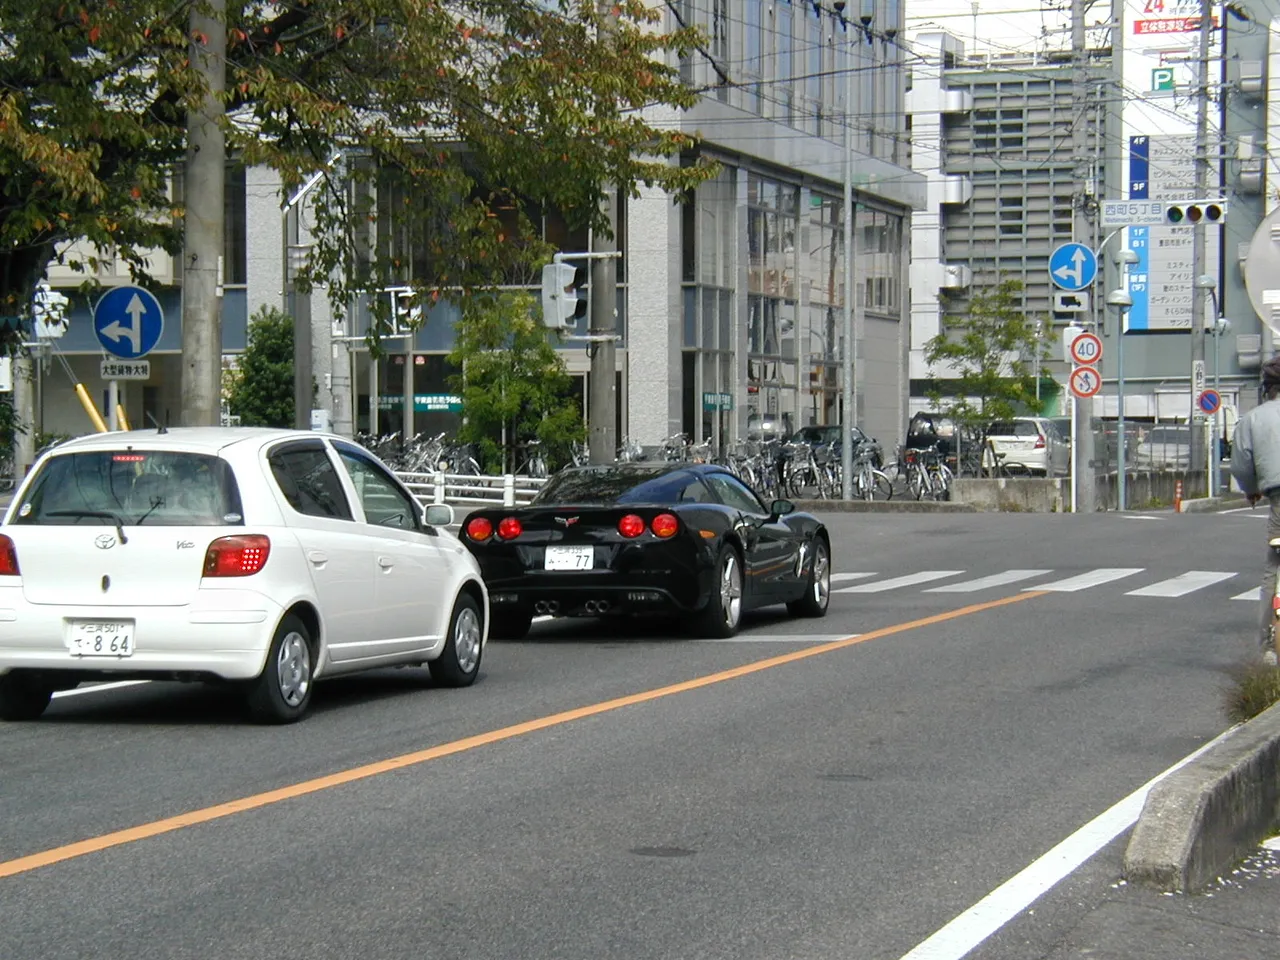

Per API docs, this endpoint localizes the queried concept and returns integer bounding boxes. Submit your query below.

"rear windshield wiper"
[44,509,129,545]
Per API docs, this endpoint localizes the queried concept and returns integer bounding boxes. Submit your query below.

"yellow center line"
[0,590,1047,881]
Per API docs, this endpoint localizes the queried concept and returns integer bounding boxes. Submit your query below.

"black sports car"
[459,462,831,640]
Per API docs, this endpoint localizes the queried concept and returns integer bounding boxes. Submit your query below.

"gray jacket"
[1231,398,1280,497]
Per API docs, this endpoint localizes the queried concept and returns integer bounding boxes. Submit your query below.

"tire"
[908,468,926,501]
[788,537,831,618]
[245,614,315,724]
[694,545,744,639]
[488,611,532,641]
[429,593,484,687]
[872,472,894,501]
[0,673,53,721]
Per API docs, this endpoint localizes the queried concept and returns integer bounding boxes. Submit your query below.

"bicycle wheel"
[907,465,925,501]
[870,470,893,501]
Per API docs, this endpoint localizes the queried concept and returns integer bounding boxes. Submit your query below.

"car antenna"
[145,412,168,435]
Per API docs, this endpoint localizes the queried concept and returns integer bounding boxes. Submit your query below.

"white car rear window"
[11,451,244,527]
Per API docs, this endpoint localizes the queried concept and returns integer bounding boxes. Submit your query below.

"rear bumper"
[0,584,284,682]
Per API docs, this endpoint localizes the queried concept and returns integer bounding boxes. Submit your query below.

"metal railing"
[397,470,548,508]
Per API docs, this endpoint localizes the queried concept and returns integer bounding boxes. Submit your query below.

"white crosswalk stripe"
[836,571,964,594]
[924,570,1053,593]
[822,566,1250,600]
[831,573,877,584]
[1232,587,1262,601]
[1024,568,1145,593]
[1125,571,1237,598]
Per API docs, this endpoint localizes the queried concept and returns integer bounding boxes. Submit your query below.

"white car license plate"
[545,546,594,571]
[68,621,135,658]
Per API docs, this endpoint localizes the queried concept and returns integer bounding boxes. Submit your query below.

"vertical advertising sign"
[1121,1,1221,332]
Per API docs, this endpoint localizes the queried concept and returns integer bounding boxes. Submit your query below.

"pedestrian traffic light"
[1165,199,1227,225]
[540,261,588,329]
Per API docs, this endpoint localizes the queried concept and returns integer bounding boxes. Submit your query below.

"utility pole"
[1070,0,1096,512]
[1188,0,1213,488]
[587,3,619,465]
[841,47,854,500]
[180,0,226,426]
[587,200,618,465]
[11,355,33,483]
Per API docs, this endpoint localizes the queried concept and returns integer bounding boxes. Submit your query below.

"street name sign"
[1101,200,1169,227]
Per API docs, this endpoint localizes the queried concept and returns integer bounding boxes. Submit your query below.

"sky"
[906,0,1076,57]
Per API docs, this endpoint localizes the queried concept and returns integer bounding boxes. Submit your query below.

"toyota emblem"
[94,534,117,550]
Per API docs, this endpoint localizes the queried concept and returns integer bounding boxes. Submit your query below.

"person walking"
[1230,356,1280,666]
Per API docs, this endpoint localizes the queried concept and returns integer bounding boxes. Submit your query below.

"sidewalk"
[1044,842,1279,959]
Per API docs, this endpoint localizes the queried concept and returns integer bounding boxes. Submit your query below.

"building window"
[224,164,247,286]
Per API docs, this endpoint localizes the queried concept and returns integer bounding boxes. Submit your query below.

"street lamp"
[1112,249,1139,512]
[1107,288,1134,512]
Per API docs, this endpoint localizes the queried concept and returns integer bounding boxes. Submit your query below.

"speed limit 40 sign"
[1070,332,1103,365]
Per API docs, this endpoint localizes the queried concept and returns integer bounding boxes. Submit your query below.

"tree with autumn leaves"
[0,0,713,354]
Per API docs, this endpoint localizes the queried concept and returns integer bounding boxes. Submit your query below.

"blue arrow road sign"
[93,286,163,360]
[1198,389,1222,415]
[1049,243,1098,292]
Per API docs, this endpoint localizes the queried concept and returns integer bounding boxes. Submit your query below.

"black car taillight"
[497,516,523,540]
[617,514,645,538]
[466,517,493,541]
[650,513,679,538]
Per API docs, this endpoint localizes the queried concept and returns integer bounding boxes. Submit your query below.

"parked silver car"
[1133,425,1191,471]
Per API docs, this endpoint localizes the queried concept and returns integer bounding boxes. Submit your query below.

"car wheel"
[488,611,532,641]
[245,614,314,724]
[0,673,54,721]
[788,537,831,618]
[429,593,484,687]
[695,545,744,639]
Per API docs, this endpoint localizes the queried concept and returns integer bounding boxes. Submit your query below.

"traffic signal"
[1165,199,1227,225]
[540,261,588,329]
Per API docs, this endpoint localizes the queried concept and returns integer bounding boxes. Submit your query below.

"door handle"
[378,556,394,569]
[307,551,328,565]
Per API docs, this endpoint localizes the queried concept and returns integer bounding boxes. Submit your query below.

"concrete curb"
[1124,699,1280,893]
[793,498,978,514]
[1178,496,1250,514]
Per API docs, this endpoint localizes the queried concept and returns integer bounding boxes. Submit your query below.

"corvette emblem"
[554,517,579,527]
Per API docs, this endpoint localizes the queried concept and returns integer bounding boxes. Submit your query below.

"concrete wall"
[952,470,1208,512]
[952,478,1068,512]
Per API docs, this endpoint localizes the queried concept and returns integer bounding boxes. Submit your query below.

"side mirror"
[423,503,455,527]
[770,498,795,518]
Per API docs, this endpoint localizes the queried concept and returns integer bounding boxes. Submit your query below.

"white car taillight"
[0,534,18,576]
[203,535,271,577]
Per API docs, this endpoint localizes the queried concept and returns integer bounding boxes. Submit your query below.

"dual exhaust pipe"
[532,599,611,615]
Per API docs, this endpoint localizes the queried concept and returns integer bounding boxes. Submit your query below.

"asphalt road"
[0,507,1265,960]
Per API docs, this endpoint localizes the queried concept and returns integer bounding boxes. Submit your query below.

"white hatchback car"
[0,427,489,723]
[983,418,1070,476]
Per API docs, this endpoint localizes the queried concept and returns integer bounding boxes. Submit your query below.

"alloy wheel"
[276,631,311,707]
